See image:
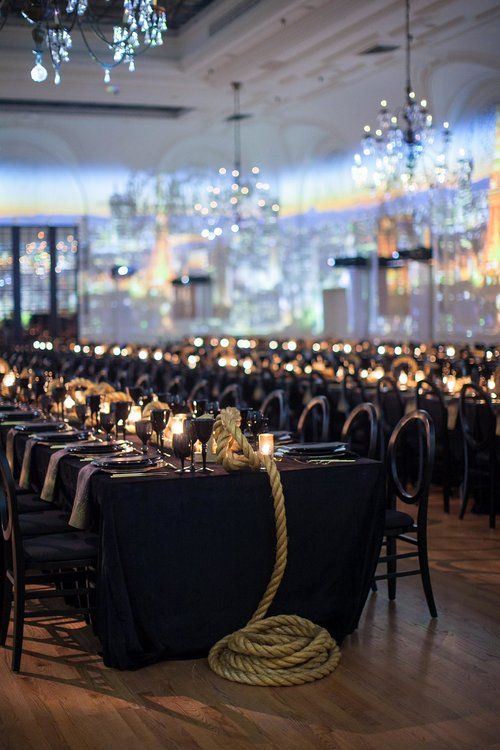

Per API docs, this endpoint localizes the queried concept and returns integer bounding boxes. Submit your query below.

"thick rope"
[208,407,341,686]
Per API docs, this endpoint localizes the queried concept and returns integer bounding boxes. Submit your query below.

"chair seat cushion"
[385,508,414,530]
[19,510,72,537]
[17,493,49,513]
[23,532,99,565]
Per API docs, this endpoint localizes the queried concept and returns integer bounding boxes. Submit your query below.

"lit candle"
[399,371,408,388]
[100,401,111,414]
[415,370,425,382]
[64,395,76,411]
[171,415,186,435]
[258,433,275,457]
[127,405,142,424]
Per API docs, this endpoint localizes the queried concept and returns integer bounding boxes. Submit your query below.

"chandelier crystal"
[0,0,168,84]
[193,82,280,240]
[352,0,472,194]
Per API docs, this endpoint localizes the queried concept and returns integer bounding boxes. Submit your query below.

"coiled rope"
[208,407,341,686]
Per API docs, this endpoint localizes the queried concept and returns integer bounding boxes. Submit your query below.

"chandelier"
[193,82,280,240]
[351,0,472,194]
[0,0,167,85]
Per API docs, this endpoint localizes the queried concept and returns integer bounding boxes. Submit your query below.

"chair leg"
[489,457,496,530]
[459,449,470,520]
[443,448,451,514]
[0,577,13,646]
[418,534,437,618]
[371,579,377,592]
[387,536,397,600]
[12,575,25,673]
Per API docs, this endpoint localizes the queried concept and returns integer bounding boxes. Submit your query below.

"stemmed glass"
[113,401,132,441]
[150,408,170,454]
[172,431,191,473]
[208,401,220,418]
[52,385,66,419]
[247,410,264,447]
[192,399,207,417]
[100,412,116,441]
[127,387,144,406]
[136,419,153,454]
[193,417,214,473]
[40,393,53,419]
[75,403,89,432]
[86,394,101,428]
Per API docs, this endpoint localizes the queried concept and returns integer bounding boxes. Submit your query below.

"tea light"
[171,415,186,435]
[415,370,425,383]
[398,371,408,388]
[63,395,76,411]
[258,433,275,457]
[100,401,111,414]
[127,405,142,424]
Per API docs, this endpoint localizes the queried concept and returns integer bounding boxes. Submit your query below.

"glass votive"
[171,415,186,435]
[258,433,275,457]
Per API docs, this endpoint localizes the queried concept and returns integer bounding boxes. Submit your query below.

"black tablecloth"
[3,423,385,670]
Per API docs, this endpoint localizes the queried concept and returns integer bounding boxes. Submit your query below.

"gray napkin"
[19,437,38,490]
[41,448,69,502]
[69,463,102,530]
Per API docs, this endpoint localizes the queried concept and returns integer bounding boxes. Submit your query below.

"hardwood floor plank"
[1,491,499,750]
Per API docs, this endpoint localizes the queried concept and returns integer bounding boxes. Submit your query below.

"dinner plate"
[0,403,19,412]
[276,442,348,456]
[66,441,128,455]
[33,430,91,443]
[14,421,67,432]
[92,454,161,470]
[0,410,40,422]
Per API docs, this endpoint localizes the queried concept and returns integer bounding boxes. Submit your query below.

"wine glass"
[75,403,89,431]
[193,417,214,473]
[172,431,191,473]
[113,401,132,441]
[86,394,101,427]
[52,385,66,419]
[150,408,170,454]
[40,393,53,418]
[247,410,264,446]
[184,418,198,473]
[127,387,144,406]
[136,419,153,454]
[100,412,116,442]
[192,399,207,417]
[208,401,220,418]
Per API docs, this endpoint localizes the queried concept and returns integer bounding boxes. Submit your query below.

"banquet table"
[3,422,385,670]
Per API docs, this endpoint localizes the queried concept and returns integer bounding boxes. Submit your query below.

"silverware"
[109,468,174,479]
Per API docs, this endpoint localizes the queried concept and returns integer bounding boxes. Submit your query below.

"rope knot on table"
[209,407,341,686]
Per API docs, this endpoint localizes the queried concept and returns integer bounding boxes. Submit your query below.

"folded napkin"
[69,464,102,530]
[6,428,16,471]
[19,437,38,490]
[41,448,69,502]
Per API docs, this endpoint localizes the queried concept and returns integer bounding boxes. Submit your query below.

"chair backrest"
[387,411,435,526]
[297,395,330,443]
[459,383,496,452]
[377,375,405,436]
[260,389,289,431]
[187,379,209,405]
[416,379,448,437]
[220,383,242,409]
[342,373,365,414]
[341,402,379,459]
[0,448,22,577]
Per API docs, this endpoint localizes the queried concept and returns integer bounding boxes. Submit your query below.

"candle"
[399,371,408,387]
[415,370,425,382]
[63,395,76,411]
[100,401,111,414]
[171,415,186,435]
[127,405,142,424]
[258,433,275,457]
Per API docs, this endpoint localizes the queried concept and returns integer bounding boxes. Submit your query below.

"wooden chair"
[416,379,452,513]
[219,383,243,409]
[377,375,405,459]
[373,410,437,618]
[342,373,365,416]
[297,396,330,443]
[341,402,379,459]
[459,383,497,529]
[260,389,289,431]
[0,450,98,672]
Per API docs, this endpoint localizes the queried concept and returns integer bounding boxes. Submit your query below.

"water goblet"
[192,399,207,417]
[193,417,214,473]
[150,408,170,454]
[113,401,132,441]
[136,419,153,454]
[172,431,191,474]
[100,412,116,442]
[86,394,101,428]
[52,385,66,419]
[75,403,89,431]
[40,393,53,418]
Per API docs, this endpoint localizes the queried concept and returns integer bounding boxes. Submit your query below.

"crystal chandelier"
[0,0,168,85]
[351,0,471,194]
[193,82,280,240]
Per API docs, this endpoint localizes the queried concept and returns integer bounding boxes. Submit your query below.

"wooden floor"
[1,492,500,750]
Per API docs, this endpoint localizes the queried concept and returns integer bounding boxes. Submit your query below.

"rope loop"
[208,407,341,686]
